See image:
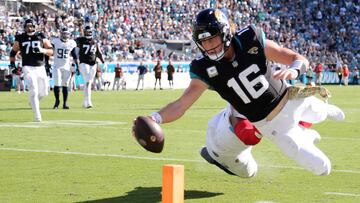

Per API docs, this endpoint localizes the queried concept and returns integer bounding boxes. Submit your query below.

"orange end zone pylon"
[162,164,184,203]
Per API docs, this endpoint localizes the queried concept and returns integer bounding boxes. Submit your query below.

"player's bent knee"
[231,159,258,178]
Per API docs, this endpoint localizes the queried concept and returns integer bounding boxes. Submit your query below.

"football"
[132,116,164,153]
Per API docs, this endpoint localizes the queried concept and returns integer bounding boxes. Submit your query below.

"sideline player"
[75,25,106,108]
[9,18,53,121]
[51,26,78,109]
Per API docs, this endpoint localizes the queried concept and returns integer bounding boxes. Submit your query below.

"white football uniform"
[206,106,258,178]
[51,38,76,87]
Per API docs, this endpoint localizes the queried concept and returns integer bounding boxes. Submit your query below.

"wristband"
[288,68,300,79]
[151,112,163,124]
[290,60,307,76]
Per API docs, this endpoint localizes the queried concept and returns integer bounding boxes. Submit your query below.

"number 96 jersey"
[51,38,76,69]
[190,25,287,122]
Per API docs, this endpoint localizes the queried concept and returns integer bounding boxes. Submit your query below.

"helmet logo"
[198,32,211,40]
[215,9,227,24]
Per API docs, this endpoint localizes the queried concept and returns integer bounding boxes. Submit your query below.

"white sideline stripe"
[0,120,127,128]
[0,147,360,174]
[0,124,46,128]
[324,192,360,197]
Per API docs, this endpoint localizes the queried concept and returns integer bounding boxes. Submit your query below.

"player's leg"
[159,77,162,90]
[154,78,157,90]
[61,69,71,109]
[86,64,97,107]
[254,100,332,175]
[79,63,90,107]
[37,65,49,100]
[203,107,258,178]
[23,66,41,121]
[52,67,61,109]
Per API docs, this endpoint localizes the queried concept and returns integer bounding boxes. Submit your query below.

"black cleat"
[63,105,70,109]
[86,106,92,109]
[200,146,236,176]
[53,100,60,109]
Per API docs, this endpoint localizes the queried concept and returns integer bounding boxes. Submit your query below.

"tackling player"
[10,18,53,122]
[75,25,106,108]
[51,27,78,109]
[135,9,345,177]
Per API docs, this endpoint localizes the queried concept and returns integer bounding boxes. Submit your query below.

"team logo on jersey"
[248,47,258,54]
[206,66,218,78]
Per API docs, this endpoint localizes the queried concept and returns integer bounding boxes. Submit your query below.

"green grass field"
[0,86,359,203]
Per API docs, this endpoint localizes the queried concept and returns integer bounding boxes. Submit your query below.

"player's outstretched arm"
[264,39,309,80]
[153,79,208,124]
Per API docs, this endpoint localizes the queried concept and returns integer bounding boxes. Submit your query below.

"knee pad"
[234,119,261,145]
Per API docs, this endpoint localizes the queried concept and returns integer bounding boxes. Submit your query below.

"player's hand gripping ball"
[132,116,164,153]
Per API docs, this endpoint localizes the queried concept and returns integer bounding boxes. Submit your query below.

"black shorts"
[168,75,173,81]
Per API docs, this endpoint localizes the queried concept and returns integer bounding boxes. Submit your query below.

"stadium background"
[0,0,359,90]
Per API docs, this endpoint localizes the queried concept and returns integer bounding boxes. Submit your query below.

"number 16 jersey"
[190,25,287,122]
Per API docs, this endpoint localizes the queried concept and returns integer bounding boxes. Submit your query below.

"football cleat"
[200,146,236,176]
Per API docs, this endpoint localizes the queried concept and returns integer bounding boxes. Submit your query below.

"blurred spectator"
[167,60,175,89]
[12,62,25,93]
[337,67,343,85]
[343,64,350,86]
[0,0,358,73]
[135,61,147,90]
[353,68,359,85]
[306,64,314,86]
[314,63,323,86]
[153,60,163,90]
[112,63,125,90]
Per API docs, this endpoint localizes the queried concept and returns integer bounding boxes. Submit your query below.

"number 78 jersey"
[190,25,287,122]
[51,38,77,69]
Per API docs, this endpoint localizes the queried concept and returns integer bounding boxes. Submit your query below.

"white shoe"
[34,117,42,122]
[327,104,345,121]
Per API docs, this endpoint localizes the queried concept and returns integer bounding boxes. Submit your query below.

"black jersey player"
[9,18,53,122]
[133,8,345,177]
[75,25,106,108]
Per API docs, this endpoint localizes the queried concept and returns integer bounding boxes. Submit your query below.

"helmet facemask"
[24,20,36,36]
[84,26,93,39]
[192,9,232,61]
[60,27,71,42]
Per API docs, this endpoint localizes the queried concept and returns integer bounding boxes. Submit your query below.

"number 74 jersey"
[51,38,77,69]
[190,25,287,122]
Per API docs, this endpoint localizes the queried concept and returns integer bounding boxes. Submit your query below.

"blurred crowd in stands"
[0,0,359,72]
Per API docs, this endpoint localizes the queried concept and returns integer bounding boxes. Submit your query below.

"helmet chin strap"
[207,47,225,61]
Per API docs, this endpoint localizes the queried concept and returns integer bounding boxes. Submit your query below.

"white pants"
[252,96,331,175]
[53,66,71,87]
[79,63,97,107]
[79,63,97,83]
[23,65,49,120]
[206,107,258,178]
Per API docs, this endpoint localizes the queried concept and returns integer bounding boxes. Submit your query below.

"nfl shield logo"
[206,66,218,78]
